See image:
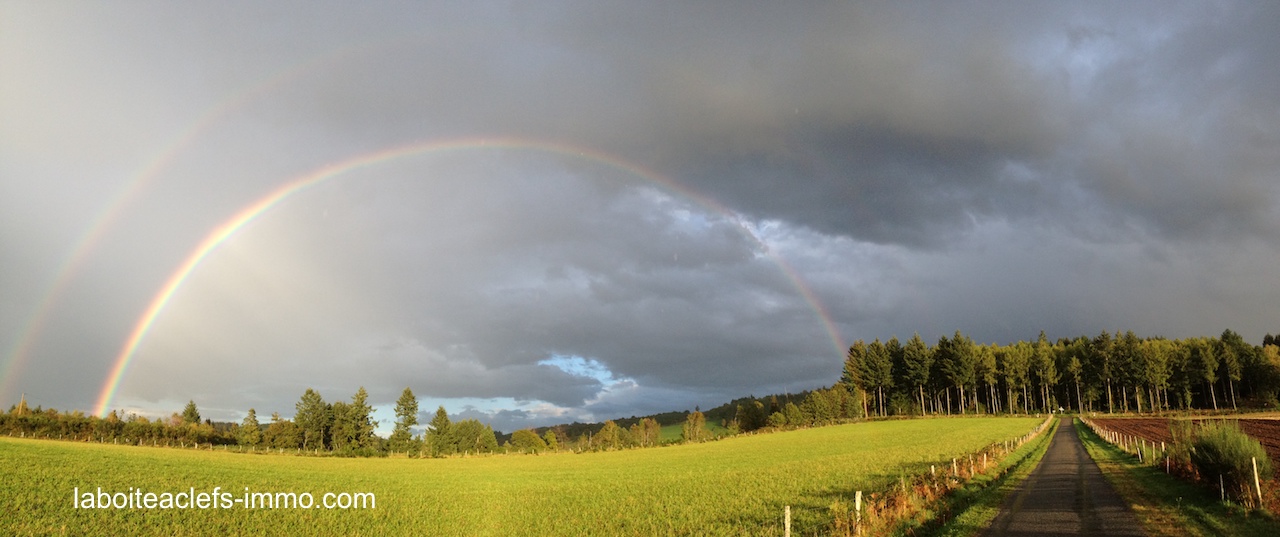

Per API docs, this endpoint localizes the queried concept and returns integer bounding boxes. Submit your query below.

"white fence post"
[1254,457,1264,508]
[855,490,863,535]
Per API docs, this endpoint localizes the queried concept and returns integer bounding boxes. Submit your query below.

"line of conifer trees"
[840,329,1280,418]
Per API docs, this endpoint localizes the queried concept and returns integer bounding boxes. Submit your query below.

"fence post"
[855,490,863,535]
[784,505,790,537]
[1254,457,1263,508]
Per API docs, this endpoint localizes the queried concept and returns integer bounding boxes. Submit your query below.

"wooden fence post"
[784,505,790,537]
[1254,457,1263,508]
[855,490,863,535]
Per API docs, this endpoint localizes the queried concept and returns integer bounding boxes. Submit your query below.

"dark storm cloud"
[3,2,1279,427]
[1062,2,1280,242]
[233,2,1280,247]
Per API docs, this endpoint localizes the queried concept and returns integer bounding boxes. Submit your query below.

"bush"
[510,429,547,454]
[1189,420,1272,507]
[1166,419,1197,477]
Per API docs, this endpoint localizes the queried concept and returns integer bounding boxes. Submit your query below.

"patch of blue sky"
[537,354,616,384]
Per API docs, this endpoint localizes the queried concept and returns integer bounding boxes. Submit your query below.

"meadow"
[3,417,1041,536]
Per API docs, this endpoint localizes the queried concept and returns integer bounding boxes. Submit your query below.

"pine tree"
[1034,332,1058,413]
[349,387,375,449]
[238,408,262,446]
[428,406,453,456]
[843,341,870,418]
[1191,338,1219,410]
[1067,357,1083,413]
[181,400,201,425]
[294,388,330,451]
[1092,331,1115,413]
[330,401,353,451]
[867,339,894,416]
[389,387,418,453]
[903,333,933,415]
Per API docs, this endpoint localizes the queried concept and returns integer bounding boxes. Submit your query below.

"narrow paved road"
[985,417,1143,536]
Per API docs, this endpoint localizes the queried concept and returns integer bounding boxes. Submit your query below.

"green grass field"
[3,417,1041,536]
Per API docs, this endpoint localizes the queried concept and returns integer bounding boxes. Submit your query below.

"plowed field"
[1090,417,1280,466]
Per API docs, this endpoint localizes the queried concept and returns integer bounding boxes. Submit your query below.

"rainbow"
[93,137,846,417]
[0,43,396,402]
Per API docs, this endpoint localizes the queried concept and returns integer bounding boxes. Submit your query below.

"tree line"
[840,329,1280,418]
[6,328,1278,453]
[1,397,231,447]
[218,386,505,457]
[0,386,499,458]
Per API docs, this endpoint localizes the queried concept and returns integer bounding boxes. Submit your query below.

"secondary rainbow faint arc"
[3,32,455,401]
[93,137,846,417]
[0,42,396,401]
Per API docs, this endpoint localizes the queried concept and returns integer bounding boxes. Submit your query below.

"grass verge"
[1074,418,1276,536]
[908,417,1059,536]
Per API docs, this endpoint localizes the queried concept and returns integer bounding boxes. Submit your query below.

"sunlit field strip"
[3,417,1040,536]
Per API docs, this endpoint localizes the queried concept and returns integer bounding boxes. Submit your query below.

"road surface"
[985,417,1143,536]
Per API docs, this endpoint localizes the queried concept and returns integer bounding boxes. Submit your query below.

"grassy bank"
[1074,418,1276,536]
[913,417,1059,536]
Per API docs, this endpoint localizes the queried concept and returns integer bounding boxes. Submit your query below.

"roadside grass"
[910,417,1060,536]
[2,417,1042,536]
[1074,418,1277,537]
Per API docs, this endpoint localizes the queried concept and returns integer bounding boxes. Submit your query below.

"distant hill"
[496,390,814,444]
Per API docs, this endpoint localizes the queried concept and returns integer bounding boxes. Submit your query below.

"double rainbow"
[92,137,845,417]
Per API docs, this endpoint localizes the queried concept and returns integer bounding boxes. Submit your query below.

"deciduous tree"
[681,411,709,443]
[511,429,547,453]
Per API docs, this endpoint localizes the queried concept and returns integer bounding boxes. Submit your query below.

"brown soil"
[1090,417,1280,467]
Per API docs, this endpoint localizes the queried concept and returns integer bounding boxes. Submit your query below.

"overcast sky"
[2,2,1278,434]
